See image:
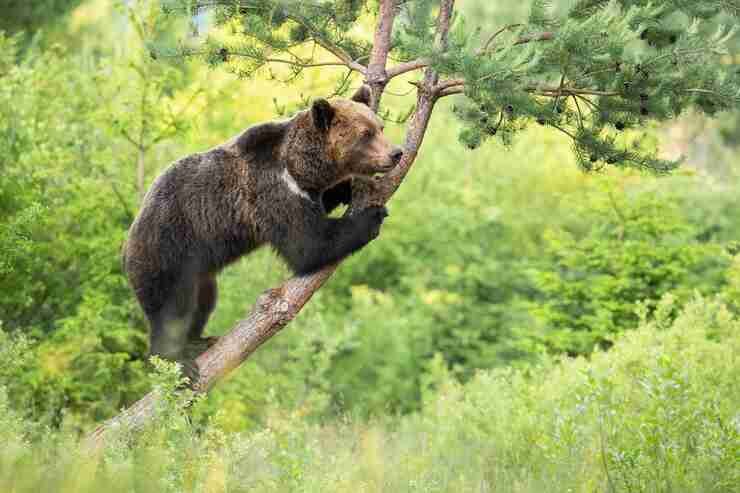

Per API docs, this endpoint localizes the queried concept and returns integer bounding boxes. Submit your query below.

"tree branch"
[532,86,618,96]
[385,28,556,81]
[386,58,430,79]
[479,24,523,53]
[434,79,620,99]
[513,31,555,45]
[423,0,455,89]
[436,78,465,91]
[365,0,398,111]
[242,55,354,69]
[160,49,363,73]
[174,1,367,73]
[84,0,456,453]
[437,86,464,98]
[304,34,366,74]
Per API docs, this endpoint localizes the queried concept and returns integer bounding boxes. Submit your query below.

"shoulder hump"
[235,120,289,156]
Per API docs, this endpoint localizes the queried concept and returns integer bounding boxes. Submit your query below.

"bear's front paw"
[350,177,387,210]
[359,205,388,240]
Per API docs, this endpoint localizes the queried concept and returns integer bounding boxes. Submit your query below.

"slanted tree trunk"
[85,0,456,451]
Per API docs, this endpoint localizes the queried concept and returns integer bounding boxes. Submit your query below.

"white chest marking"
[281,168,312,201]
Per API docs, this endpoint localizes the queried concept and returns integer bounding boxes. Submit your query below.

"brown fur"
[123,87,402,380]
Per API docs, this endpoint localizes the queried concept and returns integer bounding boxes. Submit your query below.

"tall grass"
[1,295,737,492]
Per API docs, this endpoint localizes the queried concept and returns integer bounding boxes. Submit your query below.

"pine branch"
[385,30,556,81]
[386,57,430,78]
[284,12,367,73]
[480,24,524,53]
[512,31,555,45]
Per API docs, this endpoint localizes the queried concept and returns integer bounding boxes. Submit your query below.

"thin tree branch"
[480,23,523,53]
[258,57,352,69]
[174,1,367,73]
[386,28,553,81]
[573,92,599,110]
[423,0,455,89]
[437,86,464,98]
[280,10,367,73]
[436,78,465,91]
[513,31,555,45]
[572,94,584,129]
[549,122,577,140]
[533,86,619,96]
[434,79,619,99]
[386,58,430,79]
[107,178,135,223]
[160,49,359,71]
[118,126,139,148]
[308,38,367,74]
[365,0,398,111]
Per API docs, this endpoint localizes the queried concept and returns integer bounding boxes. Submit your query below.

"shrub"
[528,177,730,356]
[2,296,738,492]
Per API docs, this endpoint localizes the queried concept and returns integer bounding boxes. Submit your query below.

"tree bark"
[84,0,455,452]
[365,0,397,112]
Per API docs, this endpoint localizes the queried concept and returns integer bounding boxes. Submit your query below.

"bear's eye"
[361,129,375,140]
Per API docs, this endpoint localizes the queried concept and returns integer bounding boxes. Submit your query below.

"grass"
[0,295,737,492]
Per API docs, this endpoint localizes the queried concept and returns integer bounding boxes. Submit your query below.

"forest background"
[0,1,739,491]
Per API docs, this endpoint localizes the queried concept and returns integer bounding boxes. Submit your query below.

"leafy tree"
[529,180,730,355]
[90,0,740,441]
[0,0,83,36]
[98,0,199,203]
[0,31,151,426]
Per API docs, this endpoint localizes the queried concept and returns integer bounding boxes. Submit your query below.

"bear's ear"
[350,85,371,106]
[312,98,335,132]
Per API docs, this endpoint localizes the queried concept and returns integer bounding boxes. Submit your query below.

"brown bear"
[123,86,402,381]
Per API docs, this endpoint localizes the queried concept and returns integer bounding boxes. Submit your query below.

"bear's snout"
[375,147,403,172]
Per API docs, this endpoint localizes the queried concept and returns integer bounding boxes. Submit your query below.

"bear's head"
[284,86,403,192]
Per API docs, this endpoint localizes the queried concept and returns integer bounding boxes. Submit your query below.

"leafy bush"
[0,32,149,427]
[1,296,737,492]
[528,176,731,355]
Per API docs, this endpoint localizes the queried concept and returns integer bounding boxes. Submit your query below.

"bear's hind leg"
[185,274,220,356]
[148,273,200,383]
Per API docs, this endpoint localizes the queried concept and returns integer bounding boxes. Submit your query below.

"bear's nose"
[390,147,403,165]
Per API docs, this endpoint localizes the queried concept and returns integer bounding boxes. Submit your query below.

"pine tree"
[153,0,739,171]
[87,0,740,446]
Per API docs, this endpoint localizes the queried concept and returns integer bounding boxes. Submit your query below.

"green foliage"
[1,296,737,492]
[2,1,740,474]
[0,0,83,36]
[440,1,739,169]
[153,0,740,170]
[0,28,152,426]
[529,178,731,355]
[158,0,370,82]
